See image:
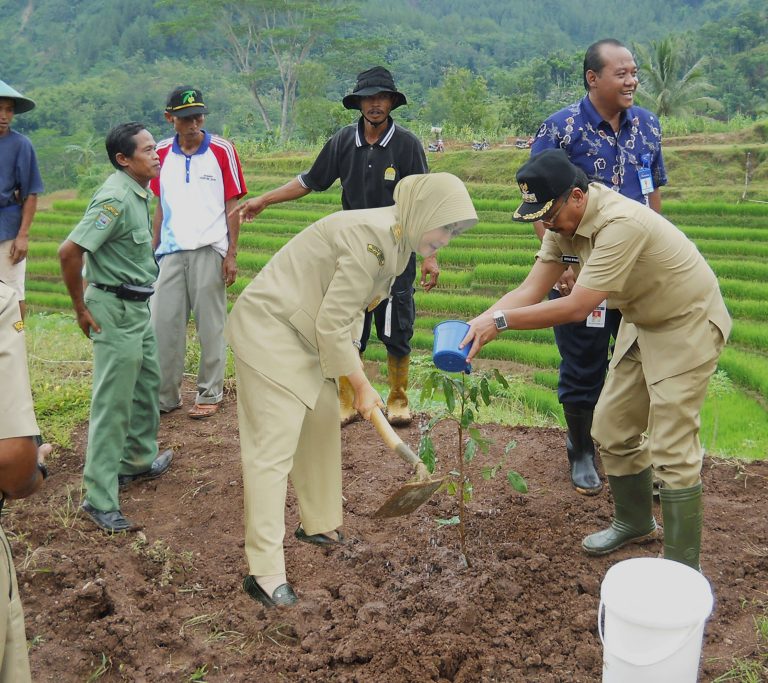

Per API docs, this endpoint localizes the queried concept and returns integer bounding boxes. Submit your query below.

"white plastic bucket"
[599,557,713,682]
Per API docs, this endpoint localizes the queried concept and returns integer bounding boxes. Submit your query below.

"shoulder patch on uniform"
[13,320,24,333]
[102,204,120,216]
[95,210,115,230]
[367,244,385,266]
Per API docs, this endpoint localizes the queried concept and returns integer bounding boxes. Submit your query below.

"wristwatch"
[493,310,508,331]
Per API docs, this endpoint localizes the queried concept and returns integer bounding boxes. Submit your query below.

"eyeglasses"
[541,188,574,227]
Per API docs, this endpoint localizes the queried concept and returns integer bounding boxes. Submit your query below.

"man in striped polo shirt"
[150,86,247,419]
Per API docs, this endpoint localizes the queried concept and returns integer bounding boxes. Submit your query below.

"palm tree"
[634,38,722,117]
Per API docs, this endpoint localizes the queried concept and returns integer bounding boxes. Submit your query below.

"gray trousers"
[151,247,226,410]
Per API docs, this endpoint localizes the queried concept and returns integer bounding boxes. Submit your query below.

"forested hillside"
[3,0,767,189]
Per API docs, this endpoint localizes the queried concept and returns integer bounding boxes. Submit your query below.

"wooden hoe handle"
[370,407,421,468]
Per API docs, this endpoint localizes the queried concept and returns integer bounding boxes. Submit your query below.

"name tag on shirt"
[586,300,607,328]
[562,255,579,264]
[638,166,654,195]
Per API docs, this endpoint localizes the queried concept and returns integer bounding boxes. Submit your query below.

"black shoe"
[243,576,297,608]
[80,501,139,532]
[118,449,174,489]
[294,525,345,546]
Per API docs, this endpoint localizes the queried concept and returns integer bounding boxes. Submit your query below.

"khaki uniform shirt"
[66,171,158,286]
[226,207,402,409]
[0,282,38,439]
[537,183,732,383]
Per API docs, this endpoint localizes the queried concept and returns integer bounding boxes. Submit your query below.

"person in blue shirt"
[529,39,667,496]
[0,80,44,319]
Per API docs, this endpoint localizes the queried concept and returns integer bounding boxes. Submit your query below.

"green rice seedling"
[26,292,73,312]
[472,263,532,285]
[27,242,61,258]
[50,199,90,213]
[532,370,560,390]
[432,270,474,289]
[516,384,564,425]
[239,220,305,235]
[718,279,768,302]
[236,252,272,273]
[450,235,541,251]
[729,320,768,352]
[726,299,768,322]
[695,240,768,259]
[710,259,768,282]
[465,222,536,236]
[433,247,536,267]
[662,201,768,217]
[255,207,334,225]
[236,234,291,251]
[683,227,768,242]
[675,215,768,229]
[25,259,65,277]
[28,224,72,240]
[25,280,68,294]
[414,292,495,317]
[718,348,768,401]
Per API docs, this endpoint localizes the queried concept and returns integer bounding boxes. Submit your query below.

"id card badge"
[638,166,654,195]
[586,300,607,328]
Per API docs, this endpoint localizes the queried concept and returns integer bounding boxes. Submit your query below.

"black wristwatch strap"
[37,462,49,480]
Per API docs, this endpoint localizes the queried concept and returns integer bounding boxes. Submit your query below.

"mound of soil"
[7,387,767,682]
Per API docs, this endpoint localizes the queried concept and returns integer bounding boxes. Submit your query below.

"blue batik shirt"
[531,95,667,205]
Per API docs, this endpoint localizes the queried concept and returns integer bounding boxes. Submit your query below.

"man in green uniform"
[0,281,51,681]
[462,150,730,570]
[59,122,173,533]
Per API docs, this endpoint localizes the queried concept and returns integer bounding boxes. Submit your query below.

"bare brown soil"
[6,384,767,682]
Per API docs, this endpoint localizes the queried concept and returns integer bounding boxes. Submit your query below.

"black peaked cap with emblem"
[512,149,579,222]
[342,67,407,111]
[165,86,208,118]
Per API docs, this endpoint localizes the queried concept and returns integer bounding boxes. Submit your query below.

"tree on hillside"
[424,67,495,134]
[634,37,722,117]
[163,0,359,142]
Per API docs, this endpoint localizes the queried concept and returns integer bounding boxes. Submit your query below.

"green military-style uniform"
[66,170,160,512]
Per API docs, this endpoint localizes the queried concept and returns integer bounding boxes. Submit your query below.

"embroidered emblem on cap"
[367,244,385,266]
[519,182,538,204]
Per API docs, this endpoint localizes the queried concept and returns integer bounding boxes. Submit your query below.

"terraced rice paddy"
[26,156,768,458]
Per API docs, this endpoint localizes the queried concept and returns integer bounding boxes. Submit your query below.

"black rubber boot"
[659,482,703,570]
[562,404,602,495]
[582,467,659,556]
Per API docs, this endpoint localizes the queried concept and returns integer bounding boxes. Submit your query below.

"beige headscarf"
[392,173,478,273]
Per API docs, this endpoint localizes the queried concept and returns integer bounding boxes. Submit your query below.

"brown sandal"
[188,403,220,419]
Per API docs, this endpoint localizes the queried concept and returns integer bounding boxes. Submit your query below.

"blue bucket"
[433,320,471,373]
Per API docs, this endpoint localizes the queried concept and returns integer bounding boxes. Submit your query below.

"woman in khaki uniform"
[226,173,477,607]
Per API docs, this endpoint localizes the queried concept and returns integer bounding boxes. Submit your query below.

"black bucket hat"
[512,149,580,222]
[342,67,407,111]
[165,86,208,118]
[0,80,35,114]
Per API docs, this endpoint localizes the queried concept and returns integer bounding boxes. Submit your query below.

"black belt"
[91,283,121,294]
[91,283,154,302]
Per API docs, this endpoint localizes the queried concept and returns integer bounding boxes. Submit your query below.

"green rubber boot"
[582,466,658,556]
[659,482,703,571]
